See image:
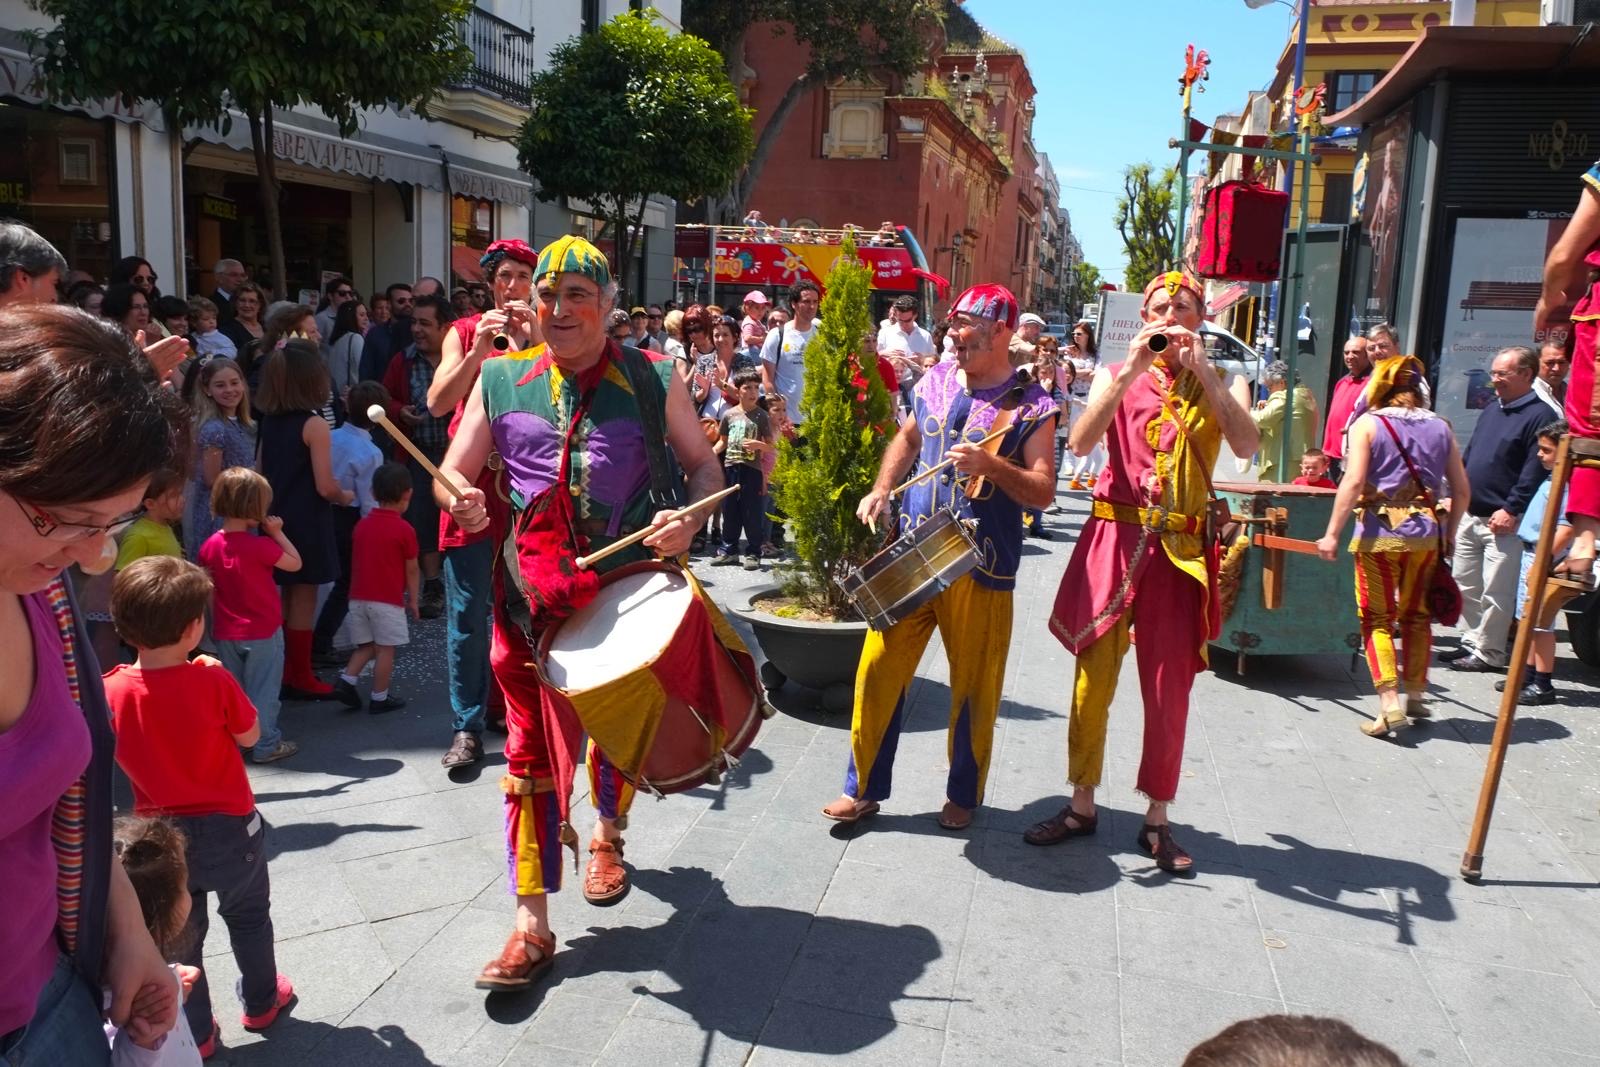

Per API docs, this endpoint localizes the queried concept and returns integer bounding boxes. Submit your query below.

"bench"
[1460,281,1541,320]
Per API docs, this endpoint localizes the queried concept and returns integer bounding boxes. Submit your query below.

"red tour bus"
[674,223,946,321]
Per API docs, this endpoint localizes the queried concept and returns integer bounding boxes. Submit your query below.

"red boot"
[281,628,334,699]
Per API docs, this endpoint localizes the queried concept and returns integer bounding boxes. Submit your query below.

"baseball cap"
[1018,312,1046,328]
[630,306,648,317]
[742,289,771,305]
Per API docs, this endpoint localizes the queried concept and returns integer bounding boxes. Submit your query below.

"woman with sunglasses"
[1064,321,1105,490]
[0,304,190,1063]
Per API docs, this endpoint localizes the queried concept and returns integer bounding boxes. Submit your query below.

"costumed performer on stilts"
[436,235,723,992]
[1025,270,1258,874]
[1536,158,1600,584]
[822,283,1058,832]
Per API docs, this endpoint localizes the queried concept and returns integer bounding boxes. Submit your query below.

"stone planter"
[729,585,868,713]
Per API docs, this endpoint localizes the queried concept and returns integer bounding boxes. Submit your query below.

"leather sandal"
[583,837,628,905]
[821,797,880,824]
[937,800,974,831]
[1023,806,1098,846]
[474,928,556,991]
[1135,823,1194,874]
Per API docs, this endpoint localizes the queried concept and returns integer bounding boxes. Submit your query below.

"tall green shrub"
[771,234,896,617]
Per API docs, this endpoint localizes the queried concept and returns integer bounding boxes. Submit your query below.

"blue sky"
[964,0,1295,282]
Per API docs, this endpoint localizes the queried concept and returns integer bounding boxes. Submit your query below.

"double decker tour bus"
[673,222,948,322]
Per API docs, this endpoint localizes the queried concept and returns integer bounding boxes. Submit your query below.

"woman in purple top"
[1317,356,1470,738]
[0,305,189,1063]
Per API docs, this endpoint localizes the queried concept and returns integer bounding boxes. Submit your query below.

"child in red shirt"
[104,556,295,1050]
[198,468,303,763]
[1292,447,1338,489]
[334,462,419,713]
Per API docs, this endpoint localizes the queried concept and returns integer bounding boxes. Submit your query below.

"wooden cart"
[1212,481,1361,671]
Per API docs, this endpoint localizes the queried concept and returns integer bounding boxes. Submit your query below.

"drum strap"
[614,342,684,510]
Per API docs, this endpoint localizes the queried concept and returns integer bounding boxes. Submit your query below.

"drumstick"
[575,484,741,570]
[890,423,1012,500]
[366,404,467,503]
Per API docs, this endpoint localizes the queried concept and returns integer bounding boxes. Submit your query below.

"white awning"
[445,155,533,207]
[187,111,446,191]
[0,43,164,129]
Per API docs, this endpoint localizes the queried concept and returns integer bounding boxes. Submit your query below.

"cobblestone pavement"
[181,485,1600,1066]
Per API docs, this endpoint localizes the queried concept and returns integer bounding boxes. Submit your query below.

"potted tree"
[731,234,896,711]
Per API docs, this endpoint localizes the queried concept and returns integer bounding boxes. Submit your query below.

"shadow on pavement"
[265,819,419,861]
[685,747,778,810]
[482,865,940,1054]
[224,1021,437,1066]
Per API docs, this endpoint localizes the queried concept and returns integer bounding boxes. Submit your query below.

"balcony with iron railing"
[434,7,535,135]
[456,7,534,106]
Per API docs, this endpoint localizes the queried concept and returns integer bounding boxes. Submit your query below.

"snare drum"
[536,561,768,795]
[837,508,980,631]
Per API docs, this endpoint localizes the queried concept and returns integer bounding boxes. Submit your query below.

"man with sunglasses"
[314,275,356,341]
[360,283,416,382]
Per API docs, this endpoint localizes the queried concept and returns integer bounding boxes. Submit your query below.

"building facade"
[0,0,681,305]
[736,7,1042,312]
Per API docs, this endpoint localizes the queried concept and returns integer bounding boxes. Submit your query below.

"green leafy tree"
[1114,162,1177,289]
[1061,261,1104,320]
[771,234,895,618]
[683,0,942,222]
[518,10,752,299]
[25,0,472,298]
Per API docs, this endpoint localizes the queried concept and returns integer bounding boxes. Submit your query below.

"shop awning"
[1326,25,1600,127]
[1208,283,1250,316]
[451,246,485,284]
[0,40,163,129]
[445,154,533,207]
[187,110,447,191]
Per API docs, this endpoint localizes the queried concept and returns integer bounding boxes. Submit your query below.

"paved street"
[182,484,1600,1066]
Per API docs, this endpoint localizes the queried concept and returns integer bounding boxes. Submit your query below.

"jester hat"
[947,283,1020,331]
[1347,354,1431,429]
[479,238,538,274]
[535,235,612,290]
[1142,269,1206,307]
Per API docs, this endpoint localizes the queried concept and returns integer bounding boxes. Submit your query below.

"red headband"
[1142,269,1205,306]
[480,238,538,270]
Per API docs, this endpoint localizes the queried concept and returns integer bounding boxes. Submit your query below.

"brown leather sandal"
[1135,823,1194,874]
[1023,806,1098,846]
[474,928,556,991]
[583,837,628,905]
[821,797,880,824]
[937,800,974,831]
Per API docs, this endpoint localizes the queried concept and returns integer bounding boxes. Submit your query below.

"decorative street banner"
[712,240,916,292]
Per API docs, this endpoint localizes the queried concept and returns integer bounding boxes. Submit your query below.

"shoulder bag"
[1376,415,1461,626]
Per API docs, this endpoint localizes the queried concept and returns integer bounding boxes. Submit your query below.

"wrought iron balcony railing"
[456,7,535,107]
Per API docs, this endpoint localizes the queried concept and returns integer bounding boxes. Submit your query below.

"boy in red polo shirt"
[104,556,294,1054]
[334,462,420,713]
[1292,447,1339,489]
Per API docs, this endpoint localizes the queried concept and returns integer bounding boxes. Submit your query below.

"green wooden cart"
[1212,481,1362,672]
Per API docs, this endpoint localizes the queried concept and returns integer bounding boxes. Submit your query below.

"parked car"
[1200,321,1266,394]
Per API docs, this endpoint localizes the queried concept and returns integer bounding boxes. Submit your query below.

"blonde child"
[109,815,205,1063]
[183,357,255,559]
[198,468,303,763]
[187,296,236,360]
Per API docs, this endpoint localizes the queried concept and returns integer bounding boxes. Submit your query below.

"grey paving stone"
[947,954,1121,1064]
[593,1015,753,1066]
[819,857,974,933]
[750,999,945,1064]
[505,990,632,1054]
[838,815,983,885]
[779,915,953,1030]
[371,903,469,971]
[264,858,368,942]
[339,836,502,922]
[964,873,1119,974]
[941,1031,1120,1067]
[1118,974,1282,1067]
[1420,954,1600,1054]
[1117,905,1279,1000]
[1456,1039,1600,1066]
[715,815,847,909]
[1266,932,1451,1030]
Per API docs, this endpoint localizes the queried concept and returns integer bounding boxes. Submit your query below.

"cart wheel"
[821,681,853,715]
[759,661,786,692]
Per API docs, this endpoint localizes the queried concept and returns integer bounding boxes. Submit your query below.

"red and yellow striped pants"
[1353,549,1437,692]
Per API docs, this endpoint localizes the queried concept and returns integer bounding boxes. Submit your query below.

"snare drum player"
[437,236,722,991]
[1024,271,1257,873]
[822,284,1058,831]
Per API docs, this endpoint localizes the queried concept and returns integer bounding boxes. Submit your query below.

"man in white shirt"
[877,294,935,411]
[761,280,821,426]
